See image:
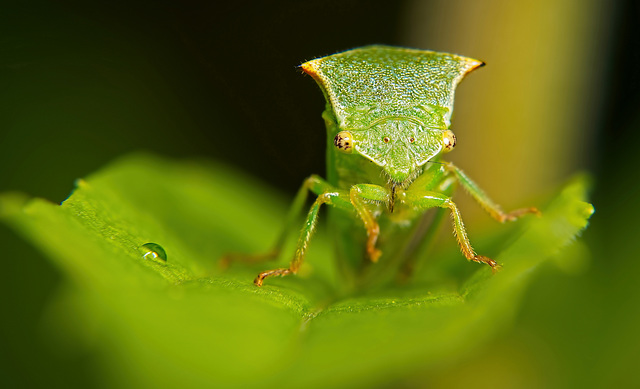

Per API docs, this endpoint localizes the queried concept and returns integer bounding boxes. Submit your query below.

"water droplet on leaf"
[141,243,167,262]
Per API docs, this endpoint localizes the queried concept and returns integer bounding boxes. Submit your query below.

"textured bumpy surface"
[302,45,483,179]
[302,45,483,130]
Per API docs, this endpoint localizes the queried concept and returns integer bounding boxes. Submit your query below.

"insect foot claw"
[369,248,382,263]
[505,207,542,222]
[473,255,502,273]
[253,275,265,287]
[253,268,292,287]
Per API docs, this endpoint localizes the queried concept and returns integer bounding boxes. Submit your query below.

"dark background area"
[1,0,639,387]
[1,0,408,203]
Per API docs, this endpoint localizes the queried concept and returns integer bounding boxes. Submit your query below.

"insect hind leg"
[446,162,540,222]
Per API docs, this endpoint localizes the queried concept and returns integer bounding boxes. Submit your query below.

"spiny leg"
[405,190,499,271]
[349,184,390,263]
[446,197,499,271]
[221,175,329,268]
[445,162,540,222]
[254,192,337,286]
[398,175,458,280]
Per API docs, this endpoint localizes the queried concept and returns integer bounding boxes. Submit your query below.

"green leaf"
[0,154,593,388]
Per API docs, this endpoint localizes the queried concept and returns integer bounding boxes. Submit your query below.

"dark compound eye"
[334,131,354,153]
[383,137,390,143]
[409,137,415,143]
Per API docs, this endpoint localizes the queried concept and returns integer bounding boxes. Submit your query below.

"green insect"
[233,45,539,287]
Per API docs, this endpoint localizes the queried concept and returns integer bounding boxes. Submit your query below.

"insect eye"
[409,137,415,143]
[442,130,456,152]
[334,131,354,153]
[383,137,390,143]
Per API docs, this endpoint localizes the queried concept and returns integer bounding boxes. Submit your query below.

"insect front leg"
[254,177,353,287]
[397,180,458,280]
[445,162,540,222]
[349,184,390,263]
[403,190,499,271]
[222,175,329,267]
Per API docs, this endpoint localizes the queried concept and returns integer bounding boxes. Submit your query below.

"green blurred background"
[1,0,638,387]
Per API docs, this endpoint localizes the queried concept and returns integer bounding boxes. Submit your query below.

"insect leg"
[397,175,458,280]
[268,175,332,257]
[254,191,345,286]
[404,190,499,271]
[222,175,331,267]
[349,184,390,263]
[445,162,540,222]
